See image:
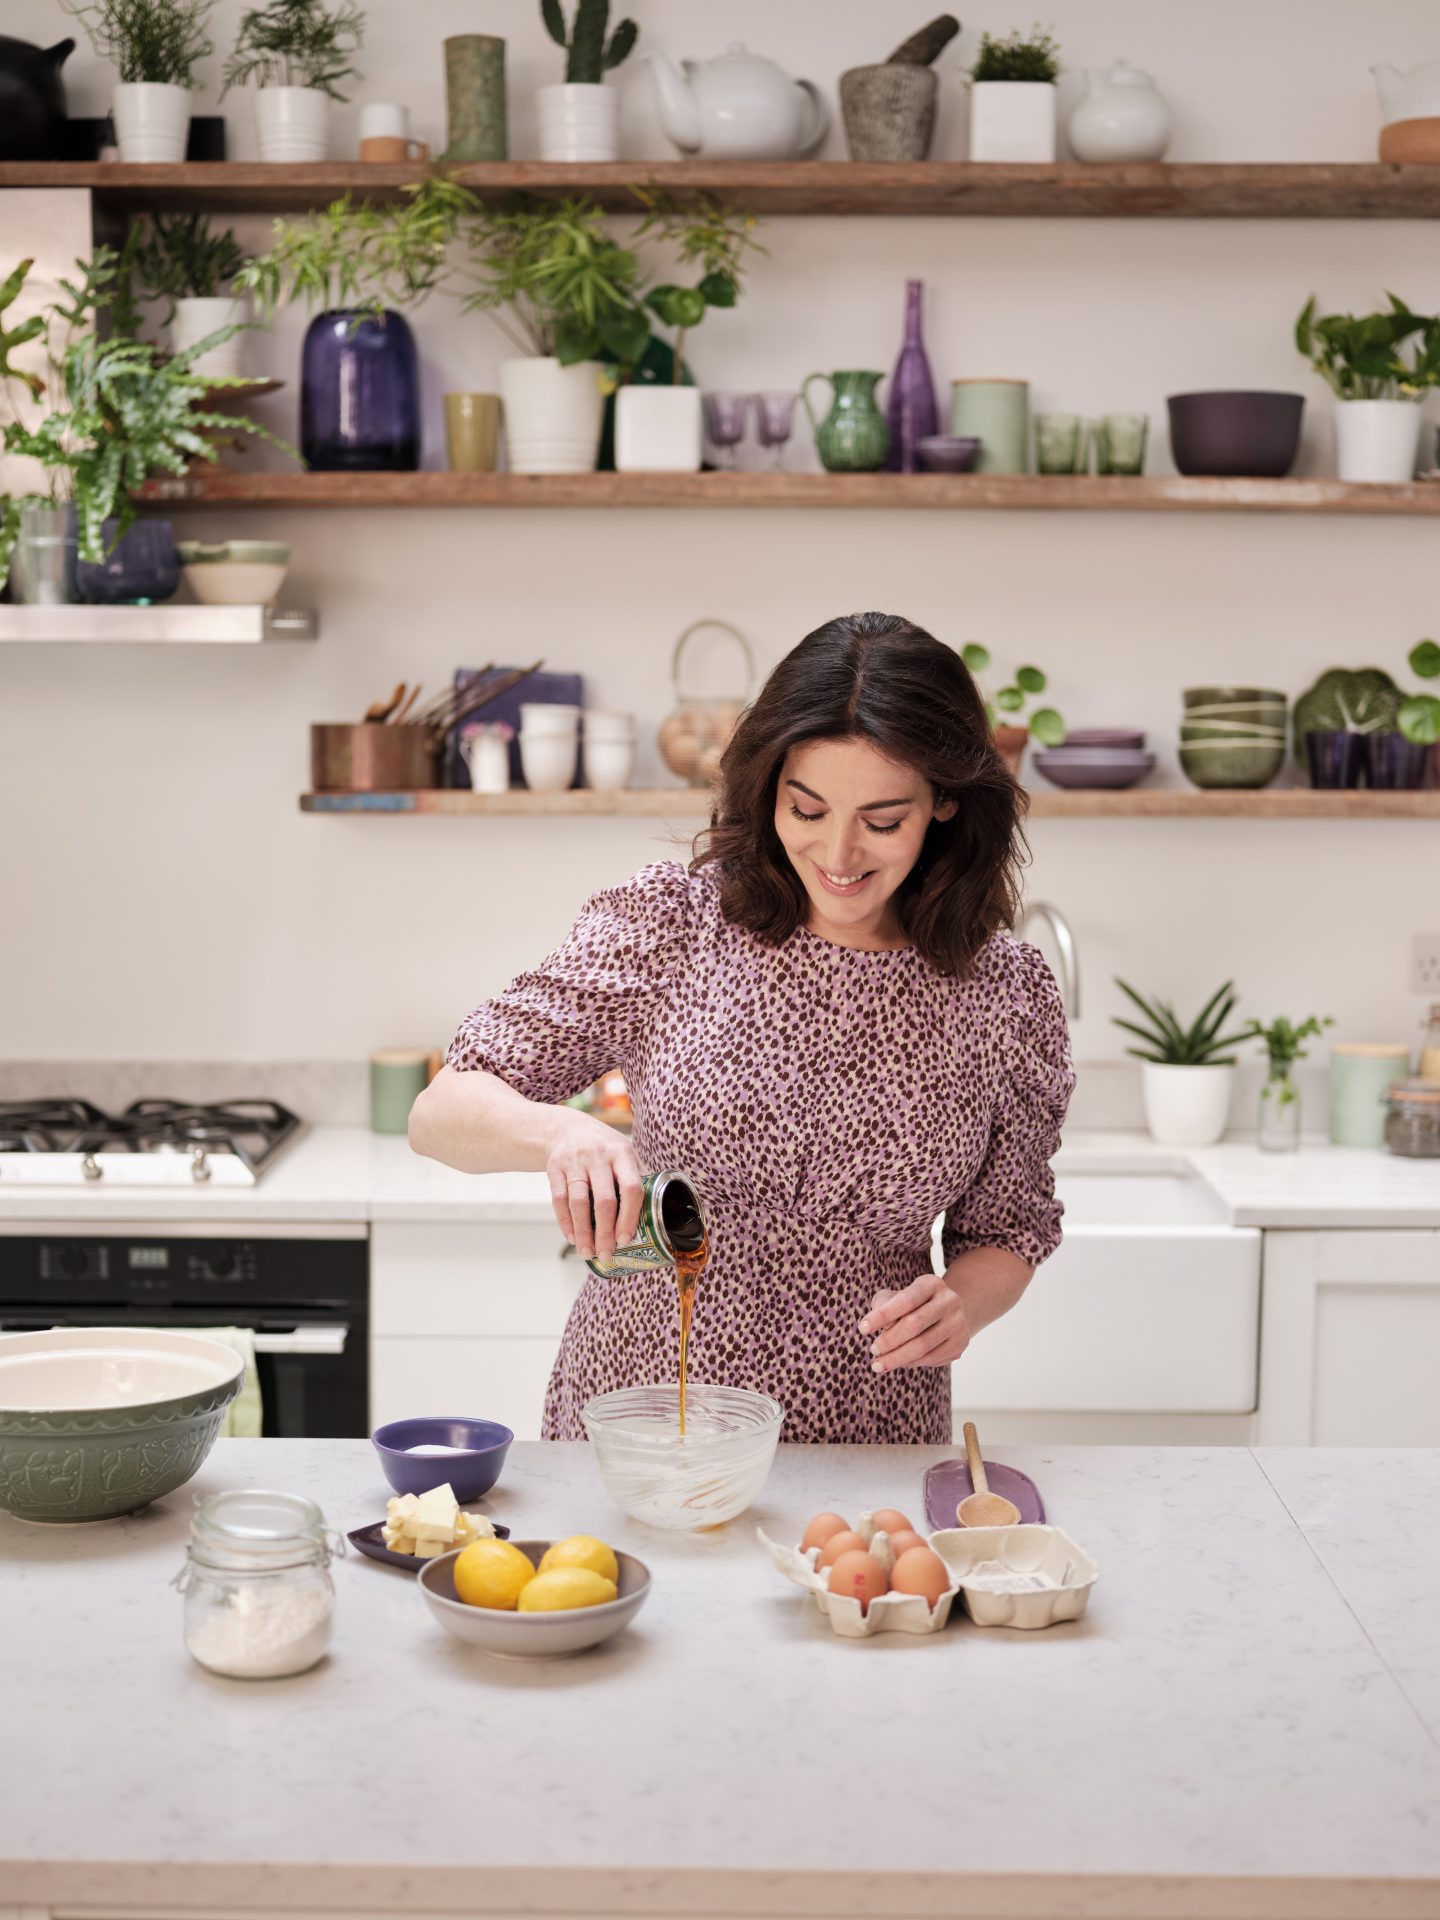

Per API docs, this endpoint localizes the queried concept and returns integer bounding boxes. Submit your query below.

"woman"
[410,611,1074,1444]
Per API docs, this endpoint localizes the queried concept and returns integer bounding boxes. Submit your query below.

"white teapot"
[1372,60,1440,124]
[1067,59,1172,163]
[643,43,828,160]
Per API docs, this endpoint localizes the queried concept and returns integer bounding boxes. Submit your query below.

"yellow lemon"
[516,1567,617,1613]
[538,1534,619,1584]
[452,1539,537,1611]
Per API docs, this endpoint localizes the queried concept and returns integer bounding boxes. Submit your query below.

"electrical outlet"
[1412,935,1440,995]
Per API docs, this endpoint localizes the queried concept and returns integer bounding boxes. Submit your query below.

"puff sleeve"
[942,939,1076,1269]
[445,861,692,1105]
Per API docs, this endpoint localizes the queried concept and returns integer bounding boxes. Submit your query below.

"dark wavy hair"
[691,611,1028,977]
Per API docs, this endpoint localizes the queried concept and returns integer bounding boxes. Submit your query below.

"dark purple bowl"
[1064,728,1146,748]
[916,435,981,473]
[371,1416,514,1501]
[1167,390,1304,478]
[1033,749,1156,790]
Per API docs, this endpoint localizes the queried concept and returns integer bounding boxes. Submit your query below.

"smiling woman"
[411,611,1076,1444]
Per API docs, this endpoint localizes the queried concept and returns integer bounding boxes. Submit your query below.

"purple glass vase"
[301,309,420,471]
[886,278,939,474]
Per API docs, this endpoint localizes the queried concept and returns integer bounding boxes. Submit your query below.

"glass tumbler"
[1034,413,1086,474]
[1092,412,1149,475]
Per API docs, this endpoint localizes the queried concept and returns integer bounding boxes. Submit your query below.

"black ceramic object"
[75,519,180,606]
[1305,729,1363,789]
[186,115,226,161]
[1363,731,1431,790]
[1167,390,1304,478]
[0,35,73,160]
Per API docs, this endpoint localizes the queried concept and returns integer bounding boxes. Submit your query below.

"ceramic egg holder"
[758,1520,959,1639]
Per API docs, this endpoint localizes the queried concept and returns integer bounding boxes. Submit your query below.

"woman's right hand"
[545,1112,645,1262]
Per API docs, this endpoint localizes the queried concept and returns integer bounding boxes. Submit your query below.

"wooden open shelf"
[299,788,1440,819]
[7,159,1440,219]
[142,470,1440,516]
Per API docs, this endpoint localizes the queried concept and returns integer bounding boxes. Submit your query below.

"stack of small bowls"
[518,702,579,792]
[1179,686,1288,789]
[1031,727,1156,790]
[582,711,636,793]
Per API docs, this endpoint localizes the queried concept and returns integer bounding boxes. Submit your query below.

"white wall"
[1,0,1437,1091]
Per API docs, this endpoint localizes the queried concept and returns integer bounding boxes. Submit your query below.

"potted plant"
[222,0,364,163]
[133,213,250,380]
[960,643,1064,775]
[967,25,1061,163]
[1241,1013,1333,1153]
[538,0,638,163]
[0,251,273,604]
[1113,977,1250,1147]
[62,0,213,163]
[1295,292,1440,483]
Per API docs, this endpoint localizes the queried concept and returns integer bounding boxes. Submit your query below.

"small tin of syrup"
[585,1168,707,1279]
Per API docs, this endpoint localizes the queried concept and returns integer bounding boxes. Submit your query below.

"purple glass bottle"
[300,309,420,471]
[886,279,939,473]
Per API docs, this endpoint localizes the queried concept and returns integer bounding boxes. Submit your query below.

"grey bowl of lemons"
[418,1533,651,1658]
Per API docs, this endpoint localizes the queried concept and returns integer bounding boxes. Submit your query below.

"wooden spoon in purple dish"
[957,1420,1021,1528]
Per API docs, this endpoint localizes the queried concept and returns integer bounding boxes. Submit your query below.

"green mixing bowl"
[1178,739,1287,790]
[1182,685,1287,708]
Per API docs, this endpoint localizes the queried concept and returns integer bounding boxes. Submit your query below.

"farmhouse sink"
[953,1172,1261,1413]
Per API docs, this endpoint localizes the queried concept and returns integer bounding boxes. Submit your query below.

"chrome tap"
[1017,901,1080,1019]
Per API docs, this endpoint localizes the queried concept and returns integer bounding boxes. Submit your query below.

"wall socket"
[1412,935,1440,995]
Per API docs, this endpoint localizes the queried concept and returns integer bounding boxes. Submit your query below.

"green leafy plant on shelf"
[222,0,364,98]
[454,192,649,365]
[1399,637,1440,745]
[238,176,472,318]
[1112,979,1251,1066]
[960,643,1064,745]
[61,0,214,85]
[1295,293,1440,400]
[132,214,249,320]
[0,251,284,580]
[1240,1013,1334,1108]
[969,25,1061,83]
[540,0,637,85]
[630,192,765,386]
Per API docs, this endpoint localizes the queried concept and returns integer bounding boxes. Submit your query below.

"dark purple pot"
[1304,728,1363,789]
[1167,390,1304,478]
[75,518,179,605]
[1363,730,1431,790]
[301,308,420,472]
[886,278,938,473]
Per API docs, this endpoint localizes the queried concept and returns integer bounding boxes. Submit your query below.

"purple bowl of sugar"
[371,1416,514,1500]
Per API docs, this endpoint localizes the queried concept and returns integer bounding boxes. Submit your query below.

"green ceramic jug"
[802,369,889,472]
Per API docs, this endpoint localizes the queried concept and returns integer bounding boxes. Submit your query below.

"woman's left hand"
[860,1275,971,1372]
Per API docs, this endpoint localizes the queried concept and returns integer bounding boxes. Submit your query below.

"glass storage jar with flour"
[176,1489,341,1678]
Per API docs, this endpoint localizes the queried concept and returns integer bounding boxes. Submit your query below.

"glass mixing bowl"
[581,1383,784,1531]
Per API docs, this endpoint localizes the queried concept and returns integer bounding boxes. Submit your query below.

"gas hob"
[0,1099,304,1187]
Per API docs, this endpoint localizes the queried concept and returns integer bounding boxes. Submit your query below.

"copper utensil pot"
[311,723,442,791]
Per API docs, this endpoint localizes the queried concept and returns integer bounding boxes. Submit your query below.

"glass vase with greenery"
[62,0,214,85]
[969,26,1061,83]
[1240,1013,1333,1152]
[1295,293,1440,401]
[222,0,363,96]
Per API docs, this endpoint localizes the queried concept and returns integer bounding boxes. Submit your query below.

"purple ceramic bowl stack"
[1031,728,1156,790]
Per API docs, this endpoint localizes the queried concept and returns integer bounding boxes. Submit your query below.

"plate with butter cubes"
[349,1480,510,1571]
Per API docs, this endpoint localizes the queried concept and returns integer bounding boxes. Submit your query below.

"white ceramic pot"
[583,737,637,792]
[500,357,605,474]
[255,86,331,162]
[170,296,248,379]
[614,384,703,472]
[1141,1062,1235,1147]
[1333,397,1423,483]
[113,81,191,163]
[969,81,1057,162]
[1067,60,1172,162]
[519,730,579,792]
[536,82,618,162]
[584,709,635,741]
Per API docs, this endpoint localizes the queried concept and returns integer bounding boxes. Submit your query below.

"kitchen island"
[2,1441,1438,1919]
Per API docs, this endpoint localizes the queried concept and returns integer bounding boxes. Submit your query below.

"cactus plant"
[540,0,637,85]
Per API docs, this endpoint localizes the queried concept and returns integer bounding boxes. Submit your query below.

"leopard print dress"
[446,860,1074,1444]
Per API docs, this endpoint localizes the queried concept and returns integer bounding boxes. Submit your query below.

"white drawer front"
[371,1334,561,1441]
[371,1222,584,1338]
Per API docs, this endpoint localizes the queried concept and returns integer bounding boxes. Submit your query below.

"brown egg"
[890,1546,951,1609]
[827,1550,889,1614]
[869,1507,914,1537]
[817,1529,871,1570]
[886,1528,929,1560]
[800,1511,851,1554]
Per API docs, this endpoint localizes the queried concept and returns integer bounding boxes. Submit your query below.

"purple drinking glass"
[1363,730,1431,790]
[752,391,797,469]
[301,308,420,472]
[1304,729,1363,789]
[701,391,748,469]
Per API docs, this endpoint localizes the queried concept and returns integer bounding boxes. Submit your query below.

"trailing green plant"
[223,0,363,98]
[132,213,248,319]
[541,0,637,85]
[455,193,649,364]
[1240,1013,1334,1106]
[1295,292,1440,400]
[631,192,764,385]
[1399,637,1440,745]
[61,0,214,86]
[0,252,281,579]
[238,176,471,316]
[1112,978,1250,1067]
[969,25,1060,84]
[960,643,1064,745]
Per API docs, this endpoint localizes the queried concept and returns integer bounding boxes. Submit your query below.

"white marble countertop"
[3,1440,1438,1917]
[0,1125,1436,1230]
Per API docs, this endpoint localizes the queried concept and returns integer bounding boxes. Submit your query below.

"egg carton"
[756,1528,958,1638]
[930,1524,1099,1629]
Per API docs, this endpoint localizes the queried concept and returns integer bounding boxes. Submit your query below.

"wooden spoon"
[956,1420,1021,1528]
[364,681,405,724]
[390,683,423,725]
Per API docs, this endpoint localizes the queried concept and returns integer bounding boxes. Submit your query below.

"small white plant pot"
[1333,397,1423,484]
[1141,1062,1235,1148]
[255,86,331,162]
[583,737,637,792]
[614,384,703,472]
[113,81,192,163]
[537,82,619,162]
[499,357,605,474]
[170,296,249,380]
[969,81,1057,162]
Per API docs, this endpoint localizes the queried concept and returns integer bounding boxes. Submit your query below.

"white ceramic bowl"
[418,1540,651,1657]
[581,1383,784,1532]
[518,702,581,737]
[178,543,291,607]
[520,731,578,792]
[583,709,635,741]
[583,738,636,792]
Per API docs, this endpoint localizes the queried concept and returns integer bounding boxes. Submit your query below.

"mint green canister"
[951,378,1030,474]
[1329,1043,1410,1147]
[370,1048,438,1135]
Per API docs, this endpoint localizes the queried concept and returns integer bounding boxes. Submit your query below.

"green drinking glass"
[1034,412,1086,474]
[1093,412,1149,475]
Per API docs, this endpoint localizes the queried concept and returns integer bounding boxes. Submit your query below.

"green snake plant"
[1112,978,1251,1066]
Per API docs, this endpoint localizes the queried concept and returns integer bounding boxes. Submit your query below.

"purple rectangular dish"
[348,1518,510,1572]
[924,1458,1046,1532]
